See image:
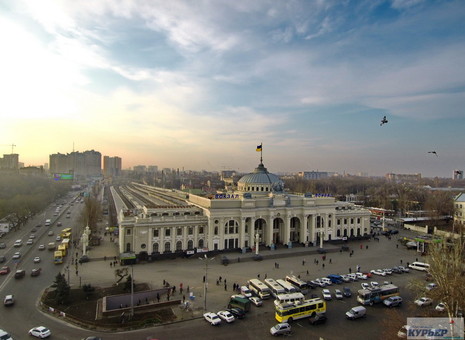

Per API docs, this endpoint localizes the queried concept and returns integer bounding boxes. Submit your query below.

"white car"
[361,283,370,289]
[217,310,235,323]
[33,257,41,263]
[370,269,386,276]
[398,266,410,273]
[38,244,45,251]
[435,303,446,312]
[29,326,51,338]
[340,275,351,282]
[26,239,34,245]
[355,272,368,280]
[383,268,393,275]
[203,312,221,325]
[249,296,263,306]
[426,283,437,291]
[370,282,379,288]
[414,297,433,307]
[322,289,332,300]
[334,289,343,299]
[311,279,326,287]
[347,273,358,281]
[320,278,332,286]
[12,252,21,259]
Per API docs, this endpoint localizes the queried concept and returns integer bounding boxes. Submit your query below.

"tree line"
[0,173,71,230]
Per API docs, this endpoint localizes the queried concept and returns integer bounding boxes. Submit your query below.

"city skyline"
[1,1,464,177]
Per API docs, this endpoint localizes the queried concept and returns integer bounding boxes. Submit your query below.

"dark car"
[309,313,327,325]
[343,287,352,297]
[389,229,399,234]
[0,255,6,263]
[307,281,318,289]
[79,255,90,263]
[227,307,245,319]
[31,268,42,277]
[14,269,25,279]
[317,248,327,254]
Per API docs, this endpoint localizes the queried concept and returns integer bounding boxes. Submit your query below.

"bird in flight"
[428,151,438,157]
[380,116,388,126]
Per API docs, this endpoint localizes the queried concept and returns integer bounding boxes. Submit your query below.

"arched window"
[198,239,204,248]
[187,240,193,250]
[164,242,170,252]
[214,226,218,235]
[152,242,159,253]
[126,243,131,252]
[176,240,182,251]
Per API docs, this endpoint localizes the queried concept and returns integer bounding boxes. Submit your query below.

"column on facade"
[239,217,246,248]
[267,215,273,246]
[300,214,308,244]
[309,215,316,244]
[284,215,291,245]
[160,227,165,253]
[249,218,255,248]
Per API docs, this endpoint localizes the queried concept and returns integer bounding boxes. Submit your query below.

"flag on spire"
[256,144,262,152]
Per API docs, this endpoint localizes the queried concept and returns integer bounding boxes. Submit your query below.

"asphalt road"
[0,195,433,339]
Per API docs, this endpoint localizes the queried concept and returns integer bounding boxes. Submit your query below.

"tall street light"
[199,254,214,311]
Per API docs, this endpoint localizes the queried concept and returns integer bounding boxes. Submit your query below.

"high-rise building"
[103,156,122,177]
[0,154,19,170]
[49,150,101,178]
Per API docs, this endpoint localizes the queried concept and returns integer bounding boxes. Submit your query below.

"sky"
[1,0,464,178]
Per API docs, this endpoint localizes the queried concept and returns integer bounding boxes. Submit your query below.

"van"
[45,219,51,226]
[409,262,430,272]
[240,286,252,298]
[346,306,366,320]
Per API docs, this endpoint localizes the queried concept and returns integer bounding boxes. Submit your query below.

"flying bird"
[380,116,388,126]
[428,151,438,157]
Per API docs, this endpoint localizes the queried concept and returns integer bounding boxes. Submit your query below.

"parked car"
[370,282,379,288]
[249,296,263,306]
[217,310,235,323]
[0,242,6,249]
[227,307,245,319]
[398,325,409,338]
[343,287,352,297]
[426,283,438,291]
[383,268,393,275]
[203,312,221,325]
[435,303,446,312]
[361,283,370,290]
[0,266,10,275]
[270,323,291,336]
[383,296,403,307]
[322,289,332,300]
[335,289,343,299]
[355,272,368,280]
[308,313,327,325]
[28,326,51,338]
[370,269,386,276]
[414,297,433,307]
[398,266,410,273]
[311,279,326,287]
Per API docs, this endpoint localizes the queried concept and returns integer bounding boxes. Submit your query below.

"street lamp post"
[199,254,214,311]
[130,265,134,318]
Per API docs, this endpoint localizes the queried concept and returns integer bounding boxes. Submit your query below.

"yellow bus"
[61,238,70,249]
[275,298,326,323]
[54,251,63,264]
[57,244,67,257]
[60,228,72,237]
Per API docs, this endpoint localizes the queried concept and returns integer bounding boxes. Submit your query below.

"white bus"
[45,219,51,226]
[409,261,430,272]
[273,292,306,307]
[265,278,286,297]
[276,279,298,294]
[248,279,272,299]
[285,275,309,294]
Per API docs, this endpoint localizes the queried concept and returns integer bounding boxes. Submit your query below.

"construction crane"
[1,144,16,154]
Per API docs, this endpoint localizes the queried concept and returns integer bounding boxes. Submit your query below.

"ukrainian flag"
[256,144,262,152]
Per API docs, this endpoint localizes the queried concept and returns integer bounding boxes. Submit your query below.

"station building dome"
[237,162,284,193]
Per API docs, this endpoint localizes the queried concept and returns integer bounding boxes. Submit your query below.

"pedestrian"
[416,258,418,262]
[219,276,222,282]
[400,259,403,264]
[163,279,166,285]
[224,284,227,291]
[224,279,227,285]
[396,244,398,249]
[187,285,190,293]
[258,274,260,279]
[264,273,267,279]
[307,270,309,275]
[277,263,279,269]
[157,293,160,302]
[316,260,319,265]
[302,260,305,266]
[203,275,205,282]
[366,245,368,250]
[329,258,332,264]
[75,270,78,276]
[407,262,410,267]
[349,267,352,273]
[110,262,112,267]
[322,263,325,269]
[183,295,186,302]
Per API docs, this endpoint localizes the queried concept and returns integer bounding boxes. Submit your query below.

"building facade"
[454,193,465,226]
[49,150,102,178]
[117,162,371,256]
[103,156,122,177]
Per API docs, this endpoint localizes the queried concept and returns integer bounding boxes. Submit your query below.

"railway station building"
[115,161,371,258]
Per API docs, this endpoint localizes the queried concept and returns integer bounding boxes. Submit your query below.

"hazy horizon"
[1,1,464,177]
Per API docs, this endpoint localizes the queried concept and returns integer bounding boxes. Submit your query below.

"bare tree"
[78,197,101,233]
